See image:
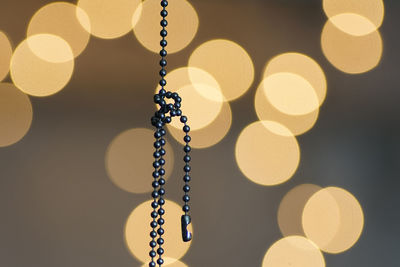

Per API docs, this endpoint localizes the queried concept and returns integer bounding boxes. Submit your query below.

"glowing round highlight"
[329,13,378,36]
[262,236,325,267]
[125,199,193,263]
[189,39,255,101]
[10,35,74,97]
[134,0,198,54]
[105,128,174,194]
[26,34,74,63]
[235,121,300,186]
[77,0,142,39]
[27,2,90,58]
[321,19,382,74]
[302,187,364,254]
[0,32,13,81]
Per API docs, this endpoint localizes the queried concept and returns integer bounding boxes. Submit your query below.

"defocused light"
[188,39,254,101]
[134,0,198,54]
[10,35,74,97]
[156,67,223,131]
[105,128,174,194]
[323,0,384,35]
[264,52,327,106]
[254,84,319,136]
[26,34,74,63]
[77,0,141,39]
[27,2,90,58]
[302,187,364,254]
[262,73,320,116]
[262,236,325,267]
[235,121,300,186]
[0,83,33,147]
[0,31,12,82]
[125,199,193,264]
[167,101,232,148]
[140,258,188,267]
[278,184,322,237]
[321,19,382,74]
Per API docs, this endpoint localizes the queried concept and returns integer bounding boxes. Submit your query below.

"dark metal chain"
[149,1,193,266]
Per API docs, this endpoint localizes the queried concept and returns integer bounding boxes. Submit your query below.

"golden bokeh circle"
[0,83,33,147]
[235,121,300,186]
[10,34,74,97]
[140,258,188,267]
[26,33,74,63]
[329,13,379,36]
[302,187,364,254]
[27,2,91,58]
[77,0,142,39]
[0,31,13,82]
[189,39,255,101]
[278,184,322,237]
[125,199,193,264]
[321,19,383,74]
[262,236,325,267]
[105,128,174,194]
[134,0,198,54]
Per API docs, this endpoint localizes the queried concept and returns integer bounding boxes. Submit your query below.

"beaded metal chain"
[149,1,193,267]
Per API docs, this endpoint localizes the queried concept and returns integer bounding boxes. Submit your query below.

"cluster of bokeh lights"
[0,0,384,266]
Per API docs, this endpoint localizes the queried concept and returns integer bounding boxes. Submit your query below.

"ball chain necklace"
[149,1,193,266]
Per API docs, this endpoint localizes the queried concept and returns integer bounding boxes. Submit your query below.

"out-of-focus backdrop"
[0,0,399,266]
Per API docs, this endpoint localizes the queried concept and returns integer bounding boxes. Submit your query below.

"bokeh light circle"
[262,236,325,267]
[329,13,379,36]
[125,199,193,264]
[235,121,300,186]
[321,19,382,74]
[10,34,74,97]
[134,0,198,54]
[0,31,13,81]
[189,39,255,101]
[26,34,74,63]
[105,128,174,194]
[0,83,33,147]
[140,259,188,267]
[77,0,142,39]
[27,2,91,58]
[302,187,364,254]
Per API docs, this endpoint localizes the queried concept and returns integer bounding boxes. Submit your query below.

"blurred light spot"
[77,0,141,39]
[262,236,325,267]
[125,199,193,264]
[189,39,254,101]
[323,0,384,35]
[106,128,174,194]
[0,31,13,81]
[302,187,364,254]
[10,35,74,97]
[235,121,300,186]
[156,67,223,131]
[0,83,33,147]
[134,0,198,53]
[254,83,319,136]
[141,259,188,267]
[27,2,90,58]
[278,184,322,237]
[26,34,74,63]
[262,73,320,116]
[167,101,232,149]
[321,19,382,74]
[264,52,327,106]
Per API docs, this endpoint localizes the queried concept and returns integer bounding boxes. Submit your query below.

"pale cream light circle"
[167,101,232,149]
[125,199,193,264]
[302,187,364,253]
[105,128,174,194]
[263,73,320,116]
[10,35,74,97]
[321,19,383,74]
[264,52,327,106]
[235,121,300,186]
[26,34,74,63]
[0,31,13,81]
[189,39,255,101]
[262,236,325,267]
[329,13,378,36]
[134,0,198,53]
[77,0,142,39]
[27,2,91,58]
[0,83,33,147]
